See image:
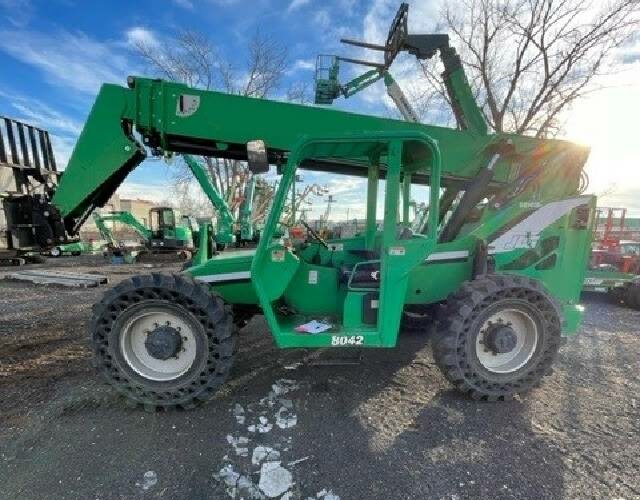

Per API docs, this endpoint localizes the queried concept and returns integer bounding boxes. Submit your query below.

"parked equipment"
[182,154,234,249]
[0,116,72,265]
[93,209,194,261]
[236,175,259,247]
[4,4,595,408]
[47,240,93,257]
[583,207,640,308]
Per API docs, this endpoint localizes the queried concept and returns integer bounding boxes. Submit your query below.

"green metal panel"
[188,249,256,304]
[283,262,340,315]
[52,85,141,224]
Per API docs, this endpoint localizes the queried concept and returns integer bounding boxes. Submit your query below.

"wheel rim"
[120,308,198,381]
[475,307,539,374]
[51,247,61,257]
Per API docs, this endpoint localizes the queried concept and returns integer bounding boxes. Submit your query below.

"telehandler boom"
[182,154,235,248]
[5,3,595,408]
[237,175,258,246]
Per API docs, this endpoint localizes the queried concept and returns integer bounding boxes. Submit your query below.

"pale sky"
[1,0,637,221]
[564,63,640,215]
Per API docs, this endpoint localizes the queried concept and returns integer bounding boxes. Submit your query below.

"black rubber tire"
[624,284,640,310]
[400,304,434,334]
[609,287,626,305]
[433,274,562,401]
[89,273,234,409]
[26,255,46,264]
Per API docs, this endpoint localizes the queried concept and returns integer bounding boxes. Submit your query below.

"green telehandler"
[236,175,260,247]
[182,154,235,249]
[2,4,595,408]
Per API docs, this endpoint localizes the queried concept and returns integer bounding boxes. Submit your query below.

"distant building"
[80,194,157,241]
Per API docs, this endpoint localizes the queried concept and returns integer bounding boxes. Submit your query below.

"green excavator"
[92,208,195,261]
[2,4,596,409]
[90,154,238,262]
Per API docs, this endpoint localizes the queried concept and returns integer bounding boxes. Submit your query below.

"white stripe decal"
[425,250,470,262]
[489,196,589,254]
[195,271,251,283]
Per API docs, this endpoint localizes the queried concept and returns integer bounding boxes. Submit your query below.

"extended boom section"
[52,76,588,237]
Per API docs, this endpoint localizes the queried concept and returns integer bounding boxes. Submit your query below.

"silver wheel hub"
[476,308,539,374]
[120,308,198,381]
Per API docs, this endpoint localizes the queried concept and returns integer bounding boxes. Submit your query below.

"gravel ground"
[0,256,638,500]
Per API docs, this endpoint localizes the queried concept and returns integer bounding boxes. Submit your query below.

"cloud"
[0,28,134,94]
[287,0,310,13]
[619,33,640,65]
[0,90,83,136]
[0,89,85,167]
[313,9,331,29]
[172,0,194,9]
[0,0,33,27]
[125,26,159,48]
[290,58,315,72]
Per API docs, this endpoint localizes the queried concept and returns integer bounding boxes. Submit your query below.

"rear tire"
[624,283,640,310]
[400,304,433,334]
[433,274,561,401]
[89,273,234,409]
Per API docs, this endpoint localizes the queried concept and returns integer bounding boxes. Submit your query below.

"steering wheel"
[301,220,329,249]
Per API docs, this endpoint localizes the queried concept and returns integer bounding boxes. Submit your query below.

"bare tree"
[284,183,327,224]
[133,29,289,221]
[419,0,640,137]
[285,81,313,104]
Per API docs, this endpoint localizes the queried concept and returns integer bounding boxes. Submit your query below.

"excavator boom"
[94,211,152,240]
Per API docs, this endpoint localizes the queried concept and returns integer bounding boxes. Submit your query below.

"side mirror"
[247,140,269,174]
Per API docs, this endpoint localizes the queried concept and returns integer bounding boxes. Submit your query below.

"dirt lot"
[0,256,638,500]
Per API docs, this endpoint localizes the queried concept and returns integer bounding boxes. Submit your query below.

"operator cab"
[149,206,177,238]
[148,206,194,252]
[248,132,443,348]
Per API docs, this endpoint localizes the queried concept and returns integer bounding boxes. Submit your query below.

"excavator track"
[135,249,193,264]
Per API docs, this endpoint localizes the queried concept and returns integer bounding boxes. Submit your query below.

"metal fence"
[0,116,57,172]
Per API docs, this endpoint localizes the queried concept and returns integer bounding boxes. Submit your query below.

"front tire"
[89,273,234,409]
[433,274,561,401]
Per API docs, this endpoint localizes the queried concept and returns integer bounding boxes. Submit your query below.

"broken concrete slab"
[258,461,292,498]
